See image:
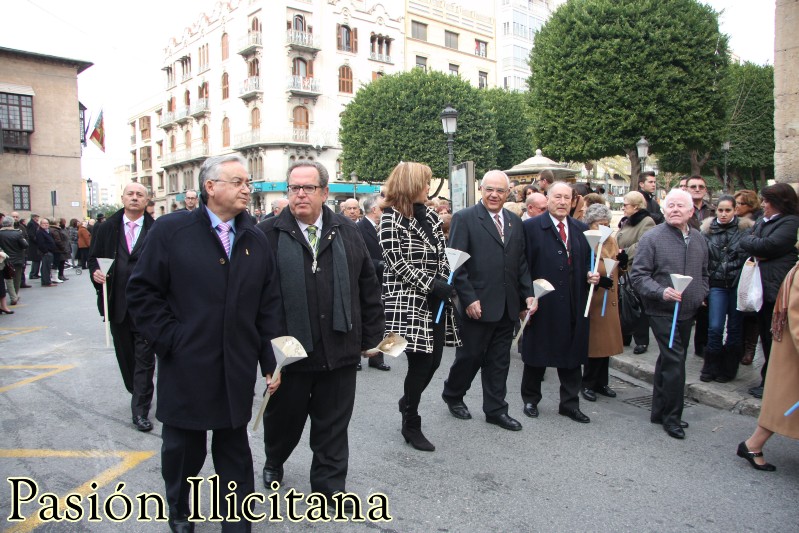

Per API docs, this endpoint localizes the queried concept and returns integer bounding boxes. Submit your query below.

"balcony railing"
[239,76,263,100]
[369,52,393,64]
[287,75,322,95]
[174,107,191,124]
[197,63,210,74]
[234,128,339,148]
[238,32,262,55]
[286,30,320,51]
[190,98,210,118]
[159,112,176,128]
[181,71,192,83]
[161,142,210,167]
[130,134,136,145]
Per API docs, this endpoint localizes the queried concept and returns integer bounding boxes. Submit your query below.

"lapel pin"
[246,249,249,255]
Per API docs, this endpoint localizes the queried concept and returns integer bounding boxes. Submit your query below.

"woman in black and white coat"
[380,161,460,452]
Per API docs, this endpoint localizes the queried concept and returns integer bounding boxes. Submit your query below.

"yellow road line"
[2,449,156,533]
[0,365,75,394]
[0,327,46,341]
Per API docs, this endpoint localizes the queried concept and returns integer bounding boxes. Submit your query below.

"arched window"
[248,59,259,77]
[170,135,176,152]
[337,24,357,52]
[221,33,229,60]
[222,117,230,147]
[293,58,307,78]
[293,15,305,31]
[221,73,229,99]
[184,89,190,106]
[251,108,260,130]
[201,124,209,144]
[184,130,191,147]
[198,82,209,99]
[338,65,353,93]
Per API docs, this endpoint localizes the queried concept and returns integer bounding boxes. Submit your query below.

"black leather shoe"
[651,418,689,428]
[168,517,195,533]
[262,463,284,488]
[523,403,539,418]
[581,388,597,402]
[558,407,590,423]
[595,385,617,398]
[749,385,764,399]
[368,362,391,371]
[633,344,648,355]
[20,284,32,288]
[486,413,522,431]
[664,425,685,439]
[444,399,472,420]
[132,416,153,432]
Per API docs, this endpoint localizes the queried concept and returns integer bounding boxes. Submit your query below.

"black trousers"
[161,424,253,532]
[403,317,445,414]
[633,310,650,346]
[583,357,610,390]
[29,259,40,277]
[109,316,155,417]
[39,252,52,285]
[521,364,582,411]
[649,315,694,427]
[694,305,709,353]
[263,366,357,496]
[442,313,514,416]
[757,300,776,386]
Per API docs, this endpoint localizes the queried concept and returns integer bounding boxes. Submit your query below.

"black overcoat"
[356,217,384,281]
[126,203,283,430]
[521,214,591,369]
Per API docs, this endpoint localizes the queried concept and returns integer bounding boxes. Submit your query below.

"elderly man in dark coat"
[127,154,283,533]
[520,182,599,423]
[257,161,384,504]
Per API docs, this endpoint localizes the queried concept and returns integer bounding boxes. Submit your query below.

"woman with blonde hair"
[380,162,460,451]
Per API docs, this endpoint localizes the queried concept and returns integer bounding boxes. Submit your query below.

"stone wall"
[775,0,799,182]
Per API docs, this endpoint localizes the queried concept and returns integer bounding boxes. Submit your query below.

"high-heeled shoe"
[737,441,776,471]
[0,309,14,314]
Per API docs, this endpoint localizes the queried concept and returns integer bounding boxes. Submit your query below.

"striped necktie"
[307,224,318,255]
[217,222,231,257]
[494,214,504,242]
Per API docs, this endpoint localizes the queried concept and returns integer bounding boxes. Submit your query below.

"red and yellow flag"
[89,109,105,152]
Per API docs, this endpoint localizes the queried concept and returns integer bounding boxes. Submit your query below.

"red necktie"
[558,221,570,264]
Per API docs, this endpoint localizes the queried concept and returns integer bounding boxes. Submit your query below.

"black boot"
[717,344,741,383]
[699,348,720,382]
[401,413,435,452]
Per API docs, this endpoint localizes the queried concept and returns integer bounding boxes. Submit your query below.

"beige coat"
[758,266,799,439]
[588,236,623,358]
[616,210,656,264]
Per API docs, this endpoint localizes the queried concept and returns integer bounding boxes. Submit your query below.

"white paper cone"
[445,247,471,271]
[515,279,556,344]
[670,274,693,294]
[598,224,613,244]
[583,230,602,251]
[602,258,618,277]
[252,336,309,431]
[364,332,409,358]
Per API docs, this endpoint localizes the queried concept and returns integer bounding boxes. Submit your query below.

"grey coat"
[630,223,709,319]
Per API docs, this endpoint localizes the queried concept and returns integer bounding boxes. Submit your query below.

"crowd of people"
[2,160,797,531]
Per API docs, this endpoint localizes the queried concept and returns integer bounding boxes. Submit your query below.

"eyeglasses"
[483,186,509,194]
[688,184,706,190]
[211,178,254,192]
[287,184,323,195]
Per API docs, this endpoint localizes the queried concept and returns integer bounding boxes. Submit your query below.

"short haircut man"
[537,170,555,194]
[523,192,548,220]
[256,161,384,502]
[686,175,714,229]
[127,154,283,531]
[631,189,708,439]
[271,198,288,217]
[340,198,361,222]
[637,171,664,224]
[183,189,198,211]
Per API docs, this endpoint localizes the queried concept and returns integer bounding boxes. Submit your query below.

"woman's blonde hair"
[623,190,646,210]
[382,162,432,218]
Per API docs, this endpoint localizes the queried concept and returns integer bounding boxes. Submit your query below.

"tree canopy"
[527,0,729,178]
[339,69,498,186]
[483,88,534,171]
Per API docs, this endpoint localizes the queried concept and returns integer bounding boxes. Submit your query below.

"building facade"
[0,47,92,221]
[495,0,558,91]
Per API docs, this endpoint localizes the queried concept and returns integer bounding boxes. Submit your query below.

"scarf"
[771,261,799,342]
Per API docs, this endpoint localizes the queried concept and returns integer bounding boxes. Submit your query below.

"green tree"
[527,0,728,179]
[339,69,498,193]
[483,88,534,170]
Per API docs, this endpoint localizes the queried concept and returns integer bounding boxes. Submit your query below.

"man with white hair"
[631,188,709,439]
[523,192,548,220]
[340,198,361,222]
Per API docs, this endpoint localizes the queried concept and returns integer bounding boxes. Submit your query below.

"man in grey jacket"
[631,189,709,439]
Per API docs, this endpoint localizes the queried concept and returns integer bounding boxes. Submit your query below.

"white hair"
[664,188,693,205]
[480,170,510,188]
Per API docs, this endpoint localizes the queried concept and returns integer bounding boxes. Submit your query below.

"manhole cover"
[624,395,695,411]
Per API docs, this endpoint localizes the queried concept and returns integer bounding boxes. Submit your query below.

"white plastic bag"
[737,258,763,312]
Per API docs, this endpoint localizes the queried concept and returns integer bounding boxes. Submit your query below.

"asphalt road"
[1,272,797,532]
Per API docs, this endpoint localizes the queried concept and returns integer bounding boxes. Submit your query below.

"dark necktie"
[494,214,504,242]
[558,221,570,264]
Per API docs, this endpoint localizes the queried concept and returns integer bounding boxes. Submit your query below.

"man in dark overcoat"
[521,182,599,423]
[127,154,283,532]
[257,161,384,502]
[88,183,156,432]
[356,193,390,371]
[441,170,533,431]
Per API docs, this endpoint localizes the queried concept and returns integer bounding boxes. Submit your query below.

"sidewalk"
[610,336,764,418]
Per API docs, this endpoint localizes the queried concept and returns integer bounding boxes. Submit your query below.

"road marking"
[0,327,46,341]
[1,449,156,533]
[0,365,76,394]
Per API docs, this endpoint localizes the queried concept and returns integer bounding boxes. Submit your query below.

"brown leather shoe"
[740,353,754,365]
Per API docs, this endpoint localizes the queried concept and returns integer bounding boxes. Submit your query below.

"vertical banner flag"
[89,109,105,152]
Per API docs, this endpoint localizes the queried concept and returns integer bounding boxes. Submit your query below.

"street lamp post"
[636,136,649,179]
[350,171,358,200]
[86,178,93,219]
[439,105,458,198]
[722,140,731,193]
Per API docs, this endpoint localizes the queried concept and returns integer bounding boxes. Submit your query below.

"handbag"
[737,257,763,312]
[2,262,14,280]
[619,271,642,334]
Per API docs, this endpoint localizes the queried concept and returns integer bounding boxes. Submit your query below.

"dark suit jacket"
[522,213,591,368]
[357,217,384,281]
[449,201,532,322]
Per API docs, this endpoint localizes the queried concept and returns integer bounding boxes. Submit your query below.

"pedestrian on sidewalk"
[734,189,763,366]
[631,189,709,439]
[26,215,41,279]
[35,218,56,286]
[699,195,753,383]
[739,183,799,399]
[0,216,28,305]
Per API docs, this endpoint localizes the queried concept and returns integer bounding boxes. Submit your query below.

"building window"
[251,108,260,130]
[339,65,353,93]
[293,14,305,31]
[478,71,488,89]
[221,73,229,99]
[139,116,151,140]
[337,24,357,53]
[293,57,309,78]
[170,135,176,152]
[372,71,385,80]
[222,117,230,147]
[184,89,191,107]
[248,59,260,77]
[12,185,31,210]
[158,171,164,190]
[184,130,191,147]
[475,40,488,57]
[221,33,229,60]
[1,93,34,150]
[415,56,427,71]
[198,82,209,100]
[411,20,427,41]
[293,106,309,136]
[445,31,458,50]
[156,140,163,158]
[201,124,209,144]
[449,64,459,76]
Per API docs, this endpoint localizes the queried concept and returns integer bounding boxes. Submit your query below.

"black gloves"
[616,250,629,271]
[431,279,456,302]
[598,276,614,290]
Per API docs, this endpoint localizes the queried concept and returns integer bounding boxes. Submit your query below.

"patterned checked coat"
[380,206,461,352]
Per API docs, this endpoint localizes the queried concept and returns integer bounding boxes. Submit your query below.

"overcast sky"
[1,0,777,183]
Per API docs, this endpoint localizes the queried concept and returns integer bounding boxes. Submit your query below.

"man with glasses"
[638,171,664,224]
[256,161,384,509]
[523,192,548,220]
[686,175,715,230]
[180,189,199,211]
[441,170,533,431]
[127,154,282,532]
